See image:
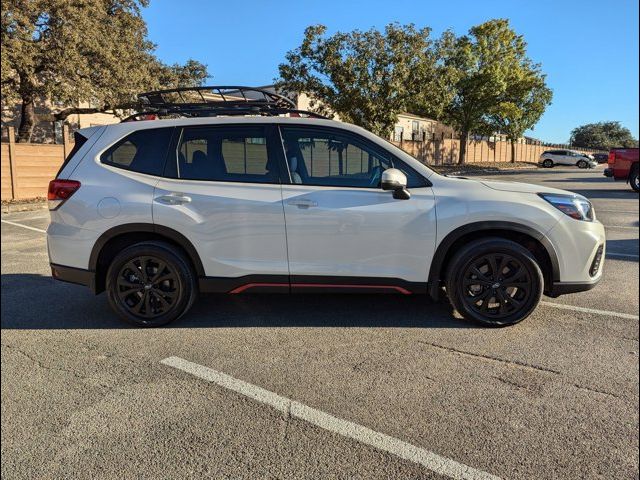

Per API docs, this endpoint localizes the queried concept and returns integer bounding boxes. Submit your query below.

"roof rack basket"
[123,86,327,122]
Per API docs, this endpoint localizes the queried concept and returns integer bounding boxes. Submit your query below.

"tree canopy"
[277,23,451,137]
[570,122,638,150]
[439,19,551,163]
[1,0,209,141]
[488,59,552,162]
[278,19,551,164]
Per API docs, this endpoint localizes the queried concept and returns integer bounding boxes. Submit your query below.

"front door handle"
[154,193,192,205]
[287,199,318,209]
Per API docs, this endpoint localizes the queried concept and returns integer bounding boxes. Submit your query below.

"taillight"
[608,151,616,165]
[48,179,81,210]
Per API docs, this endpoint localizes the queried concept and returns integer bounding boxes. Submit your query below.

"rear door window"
[101,127,173,176]
[176,125,279,184]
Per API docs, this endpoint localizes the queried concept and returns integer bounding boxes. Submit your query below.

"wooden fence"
[1,126,71,200]
[1,125,607,201]
[391,137,606,165]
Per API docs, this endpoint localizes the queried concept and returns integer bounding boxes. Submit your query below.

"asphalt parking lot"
[1,166,638,479]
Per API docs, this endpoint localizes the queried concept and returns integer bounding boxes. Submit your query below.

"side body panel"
[280,185,436,284]
[152,179,289,277]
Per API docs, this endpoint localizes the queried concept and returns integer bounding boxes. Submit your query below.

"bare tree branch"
[48,103,138,121]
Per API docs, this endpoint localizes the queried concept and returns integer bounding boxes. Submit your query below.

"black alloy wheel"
[460,253,533,320]
[106,242,197,327]
[446,238,544,326]
[116,256,180,319]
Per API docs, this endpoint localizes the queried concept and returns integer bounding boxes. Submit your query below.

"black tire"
[577,160,588,169]
[106,241,197,327]
[542,159,554,168]
[445,237,544,327]
[630,164,639,192]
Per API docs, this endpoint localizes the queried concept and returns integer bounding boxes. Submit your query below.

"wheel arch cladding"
[89,223,204,294]
[427,221,560,299]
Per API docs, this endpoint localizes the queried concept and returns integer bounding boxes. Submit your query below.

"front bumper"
[50,263,96,293]
[546,278,601,298]
[545,216,606,290]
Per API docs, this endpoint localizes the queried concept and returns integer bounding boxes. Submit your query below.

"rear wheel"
[445,238,544,327]
[630,165,639,192]
[106,241,197,327]
[577,159,588,169]
[542,159,554,168]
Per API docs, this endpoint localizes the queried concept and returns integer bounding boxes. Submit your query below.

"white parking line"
[1,219,46,233]
[607,252,639,260]
[540,301,639,320]
[161,356,501,480]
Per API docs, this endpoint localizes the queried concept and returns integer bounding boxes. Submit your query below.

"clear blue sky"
[144,0,639,143]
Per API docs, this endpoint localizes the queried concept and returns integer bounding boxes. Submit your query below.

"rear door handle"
[287,199,318,209]
[154,193,192,205]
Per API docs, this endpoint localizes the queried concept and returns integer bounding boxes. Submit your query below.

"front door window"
[280,127,425,188]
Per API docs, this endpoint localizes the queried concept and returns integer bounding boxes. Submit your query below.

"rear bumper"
[50,263,96,293]
[603,168,614,178]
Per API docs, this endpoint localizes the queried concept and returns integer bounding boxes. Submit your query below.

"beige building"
[392,112,437,142]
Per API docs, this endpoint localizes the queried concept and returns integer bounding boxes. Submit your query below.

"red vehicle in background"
[604,148,639,192]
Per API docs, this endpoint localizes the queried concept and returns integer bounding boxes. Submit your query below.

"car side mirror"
[381,168,411,200]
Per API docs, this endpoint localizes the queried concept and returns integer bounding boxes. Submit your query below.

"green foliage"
[277,24,450,137]
[488,60,552,162]
[1,0,208,141]
[439,19,549,164]
[570,122,638,149]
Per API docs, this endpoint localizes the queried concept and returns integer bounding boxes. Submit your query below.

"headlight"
[538,193,595,221]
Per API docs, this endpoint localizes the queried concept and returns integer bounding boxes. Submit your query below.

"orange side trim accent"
[229,283,289,294]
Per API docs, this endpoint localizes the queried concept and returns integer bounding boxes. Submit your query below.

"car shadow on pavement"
[1,274,476,330]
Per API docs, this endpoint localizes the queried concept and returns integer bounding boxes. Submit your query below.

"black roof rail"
[121,85,329,122]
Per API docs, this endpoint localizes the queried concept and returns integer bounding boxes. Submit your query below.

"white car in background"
[539,149,597,169]
[46,87,606,328]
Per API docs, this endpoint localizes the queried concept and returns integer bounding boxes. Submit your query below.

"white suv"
[47,87,606,327]
[538,149,598,169]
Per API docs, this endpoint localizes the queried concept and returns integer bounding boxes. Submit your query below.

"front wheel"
[577,160,588,169]
[106,241,197,327]
[445,238,544,327]
[542,159,554,168]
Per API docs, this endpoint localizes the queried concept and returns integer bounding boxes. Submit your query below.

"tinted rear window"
[176,125,279,183]
[101,127,172,176]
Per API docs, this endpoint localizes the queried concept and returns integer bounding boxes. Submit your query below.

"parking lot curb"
[1,201,47,214]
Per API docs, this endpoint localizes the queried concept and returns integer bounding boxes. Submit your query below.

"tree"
[277,24,449,138]
[570,122,638,150]
[1,0,209,142]
[439,19,544,164]
[489,63,552,162]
